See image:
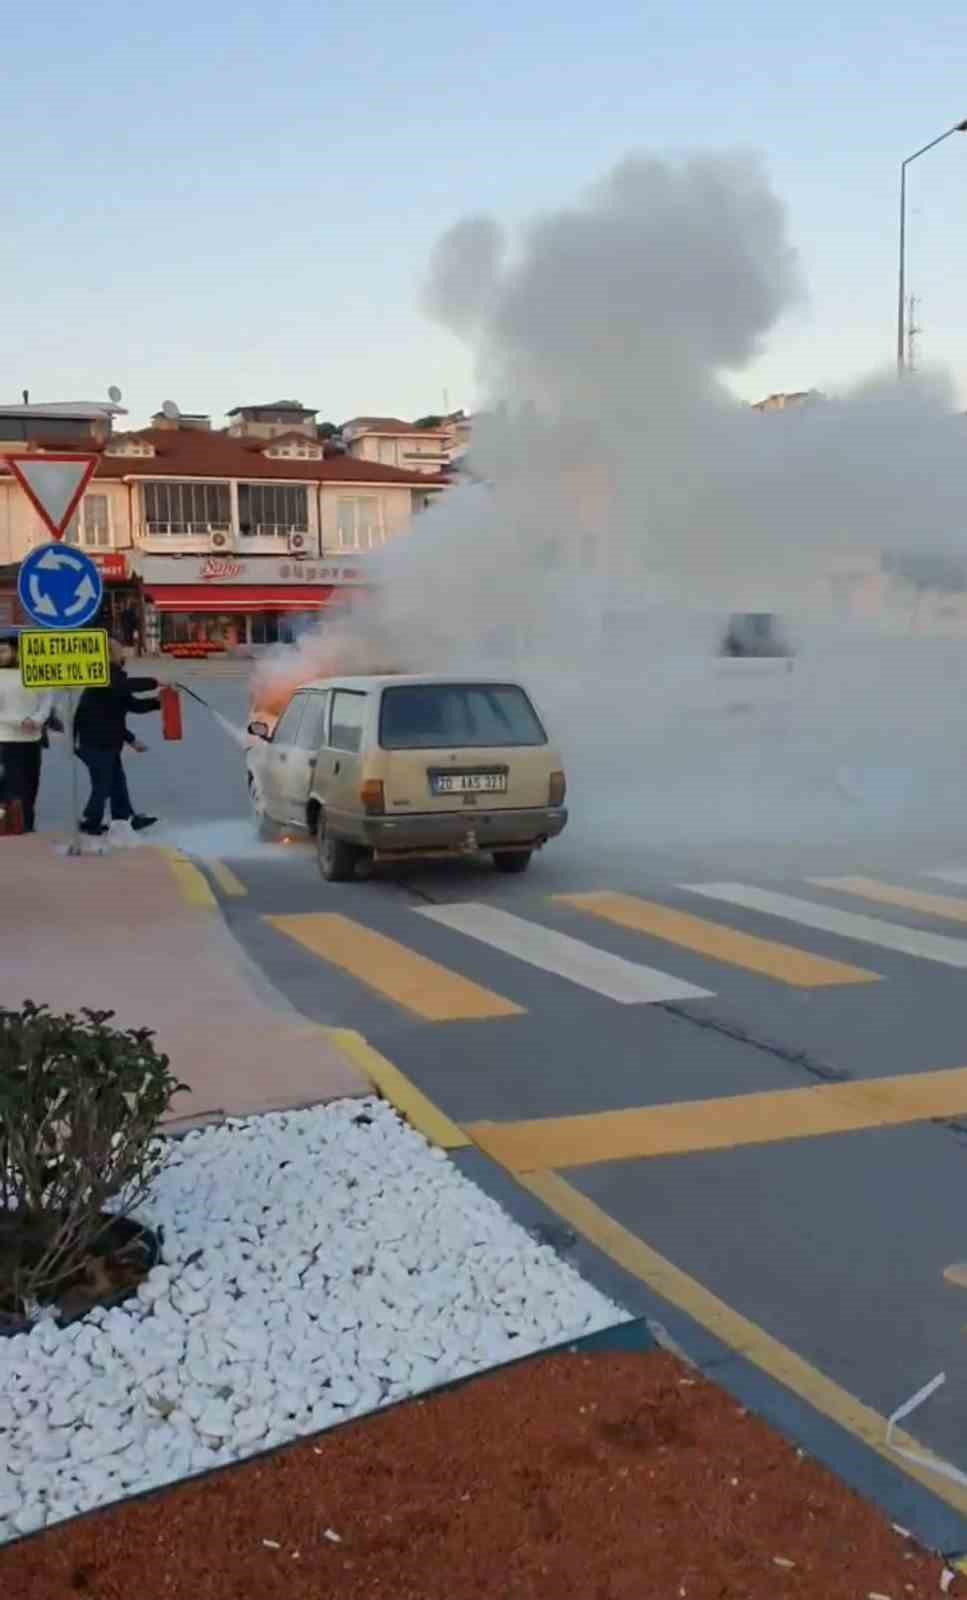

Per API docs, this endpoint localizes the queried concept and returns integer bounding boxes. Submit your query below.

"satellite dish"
[107,384,123,404]
[161,399,181,420]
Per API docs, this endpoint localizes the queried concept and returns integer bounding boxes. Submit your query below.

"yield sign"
[3,453,98,541]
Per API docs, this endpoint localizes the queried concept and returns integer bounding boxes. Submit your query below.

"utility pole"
[897,118,967,373]
[905,295,920,372]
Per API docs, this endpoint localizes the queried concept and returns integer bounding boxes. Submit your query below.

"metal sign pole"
[66,692,81,857]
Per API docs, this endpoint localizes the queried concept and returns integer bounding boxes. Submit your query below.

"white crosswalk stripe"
[417,902,715,1005]
[681,882,967,968]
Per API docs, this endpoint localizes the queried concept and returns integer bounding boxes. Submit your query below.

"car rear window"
[379,684,547,750]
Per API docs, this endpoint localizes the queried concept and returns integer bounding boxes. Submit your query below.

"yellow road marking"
[558,891,879,987]
[267,913,522,1022]
[813,875,967,925]
[520,1171,967,1519]
[207,858,247,897]
[156,846,217,911]
[468,1064,967,1171]
[326,1028,469,1149]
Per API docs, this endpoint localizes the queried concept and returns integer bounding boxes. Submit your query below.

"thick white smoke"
[252,150,967,853]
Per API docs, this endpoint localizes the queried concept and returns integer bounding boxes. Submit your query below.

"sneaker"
[78,821,108,836]
[131,815,158,832]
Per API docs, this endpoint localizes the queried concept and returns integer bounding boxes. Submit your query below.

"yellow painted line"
[156,846,217,911]
[468,1064,967,1171]
[326,1028,469,1149]
[558,891,879,987]
[207,858,247,898]
[267,912,523,1022]
[519,1170,967,1519]
[813,875,967,926]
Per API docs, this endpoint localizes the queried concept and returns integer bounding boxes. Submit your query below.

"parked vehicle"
[246,673,568,880]
[720,613,793,659]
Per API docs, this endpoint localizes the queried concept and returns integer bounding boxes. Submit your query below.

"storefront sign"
[91,553,128,580]
[135,554,368,587]
[200,557,244,581]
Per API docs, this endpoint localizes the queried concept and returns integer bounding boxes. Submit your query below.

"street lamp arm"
[897,117,967,372]
[903,119,967,171]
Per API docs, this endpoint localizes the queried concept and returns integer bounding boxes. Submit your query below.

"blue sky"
[3,0,967,426]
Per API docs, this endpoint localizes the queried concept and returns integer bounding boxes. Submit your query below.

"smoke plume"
[250,149,967,851]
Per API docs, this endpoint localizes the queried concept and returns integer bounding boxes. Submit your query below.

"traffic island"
[2,1342,962,1599]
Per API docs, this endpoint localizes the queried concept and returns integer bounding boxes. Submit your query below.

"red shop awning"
[145,584,358,613]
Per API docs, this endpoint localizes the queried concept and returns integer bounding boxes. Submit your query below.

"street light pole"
[897,119,967,373]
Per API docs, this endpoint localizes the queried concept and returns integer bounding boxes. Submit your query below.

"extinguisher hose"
[172,680,250,751]
[173,681,211,708]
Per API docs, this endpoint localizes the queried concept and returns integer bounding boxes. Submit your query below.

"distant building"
[751,390,823,413]
[0,399,126,448]
[225,400,319,441]
[342,416,451,476]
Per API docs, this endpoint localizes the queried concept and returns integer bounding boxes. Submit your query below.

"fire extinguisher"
[160,685,183,741]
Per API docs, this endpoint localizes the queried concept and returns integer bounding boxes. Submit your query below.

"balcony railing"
[143,522,232,537]
[238,524,310,537]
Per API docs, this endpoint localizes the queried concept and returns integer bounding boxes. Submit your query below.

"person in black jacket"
[74,639,161,836]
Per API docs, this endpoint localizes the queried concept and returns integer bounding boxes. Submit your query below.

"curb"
[343,1033,967,1559]
[0,1319,652,1555]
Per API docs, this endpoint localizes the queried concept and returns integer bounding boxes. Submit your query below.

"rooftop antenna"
[108,384,123,404]
[21,389,28,406]
[161,399,181,420]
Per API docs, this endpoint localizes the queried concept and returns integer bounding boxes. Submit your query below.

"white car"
[247,672,568,880]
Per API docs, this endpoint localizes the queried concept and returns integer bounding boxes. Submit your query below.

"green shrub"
[0,1002,189,1319]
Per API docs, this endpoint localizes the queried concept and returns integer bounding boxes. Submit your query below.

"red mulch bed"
[1,1349,961,1599]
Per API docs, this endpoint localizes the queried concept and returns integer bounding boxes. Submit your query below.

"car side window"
[273,695,306,746]
[295,691,328,751]
[330,691,365,754]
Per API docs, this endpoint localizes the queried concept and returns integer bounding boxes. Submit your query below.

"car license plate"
[431,772,507,795]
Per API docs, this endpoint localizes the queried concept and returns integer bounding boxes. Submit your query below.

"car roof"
[296,673,527,692]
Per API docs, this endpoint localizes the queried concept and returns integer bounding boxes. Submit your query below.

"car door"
[314,688,366,830]
[260,694,307,818]
[278,690,329,827]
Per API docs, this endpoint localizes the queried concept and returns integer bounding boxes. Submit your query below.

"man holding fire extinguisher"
[74,638,162,837]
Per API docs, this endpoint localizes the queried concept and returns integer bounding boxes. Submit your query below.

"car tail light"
[360,779,385,815]
[549,770,567,806]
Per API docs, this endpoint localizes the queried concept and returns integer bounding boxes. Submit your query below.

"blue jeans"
[77,748,133,828]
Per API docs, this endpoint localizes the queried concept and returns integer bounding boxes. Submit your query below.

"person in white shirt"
[0,636,54,833]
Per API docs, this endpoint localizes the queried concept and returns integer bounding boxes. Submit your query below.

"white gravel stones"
[0,1096,625,1544]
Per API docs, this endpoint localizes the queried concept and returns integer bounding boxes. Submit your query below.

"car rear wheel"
[317,819,360,883]
[493,850,532,875]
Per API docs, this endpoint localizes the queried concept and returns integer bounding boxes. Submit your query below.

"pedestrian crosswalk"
[556,891,878,987]
[418,902,714,1005]
[252,861,967,1023]
[682,883,967,969]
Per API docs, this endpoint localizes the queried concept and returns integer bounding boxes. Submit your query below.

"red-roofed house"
[0,409,448,651]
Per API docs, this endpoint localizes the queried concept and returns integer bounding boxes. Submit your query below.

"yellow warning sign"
[19,629,110,690]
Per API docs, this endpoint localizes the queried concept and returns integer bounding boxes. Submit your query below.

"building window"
[238,483,309,536]
[143,481,230,535]
[378,439,396,465]
[81,494,111,547]
[64,494,111,547]
[335,498,382,550]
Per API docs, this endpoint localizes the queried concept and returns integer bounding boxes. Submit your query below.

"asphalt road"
[32,667,967,1512]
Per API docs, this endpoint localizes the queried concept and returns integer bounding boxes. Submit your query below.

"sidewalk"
[0,835,364,1124]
